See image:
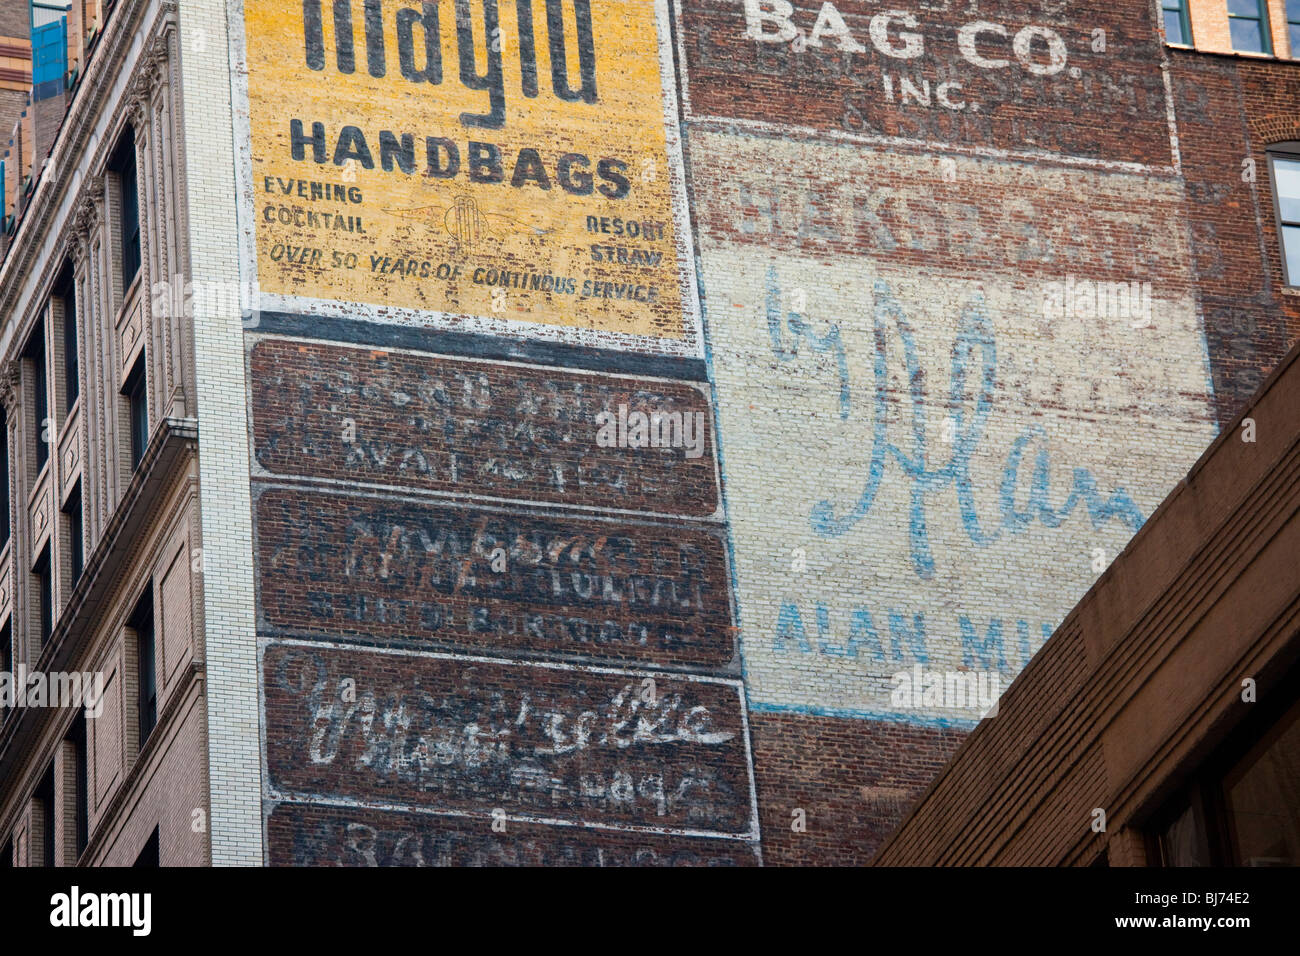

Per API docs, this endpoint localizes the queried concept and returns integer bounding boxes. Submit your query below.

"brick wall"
[87,687,209,867]
[678,0,1223,861]
[248,336,755,863]
[1172,49,1300,420]
[79,477,209,867]
[29,92,64,170]
[226,0,1300,864]
[0,86,23,134]
[750,712,964,865]
[0,5,29,40]
[181,0,264,867]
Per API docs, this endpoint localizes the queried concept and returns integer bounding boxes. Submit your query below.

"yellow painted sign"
[243,0,688,339]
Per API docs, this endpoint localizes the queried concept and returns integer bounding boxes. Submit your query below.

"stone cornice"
[0,0,178,363]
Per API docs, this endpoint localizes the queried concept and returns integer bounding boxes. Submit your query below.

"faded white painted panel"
[695,134,1218,724]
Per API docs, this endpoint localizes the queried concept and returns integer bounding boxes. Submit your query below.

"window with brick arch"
[24,326,49,476]
[55,262,78,411]
[35,763,55,867]
[130,586,156,748]
[124,354,148,472]
[34,545,52,650]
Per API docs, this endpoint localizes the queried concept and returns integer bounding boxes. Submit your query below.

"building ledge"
[1168,45,1300,66]
[0,416,198,792]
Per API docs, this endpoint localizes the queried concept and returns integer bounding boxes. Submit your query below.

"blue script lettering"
[764,268,1146,579]
[766,266,851,420]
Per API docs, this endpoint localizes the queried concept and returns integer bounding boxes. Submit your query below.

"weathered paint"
[240,0,701,350]
[248,337,720,516]
[253,484,738,671]
[268,801,761,865]
[689,132,1218,722]
[679,0,1174,167]
[261,641,758,837]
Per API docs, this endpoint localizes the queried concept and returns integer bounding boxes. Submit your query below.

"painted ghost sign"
[679,0,1174,166]
[689,132,1218,725]
[262,642,758,836]
[237,0,700,353]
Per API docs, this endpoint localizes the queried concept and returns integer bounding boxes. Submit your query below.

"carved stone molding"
[63,231,85,265]
[126,70,154,128]
[143,29,171,80]
[0,360,22,414]
[126,29,174,130]
[126,93,148,129]
[74,178,104,238]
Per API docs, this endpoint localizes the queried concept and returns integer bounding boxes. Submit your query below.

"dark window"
[109,128,140,286]
[1228,0,1273,53]
[1269,147,1300,286]
[0,622,10,718]
[58,264,78,409]
[0,837,11,867]
[0,412,8,546]
[1290,0,1300,55]
[34,546,52,649]
[1162,0,1192,44]
[36,763,55,867]
[1156,789,1214,866]
[125,357,148,471]
[1222,699,1300,864]
[133,826,160,867]
[25,329,48,474]
[68,717,88,859]
[1150,666,1300,866]
[64,483,83,585]
[131,588,156,747]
